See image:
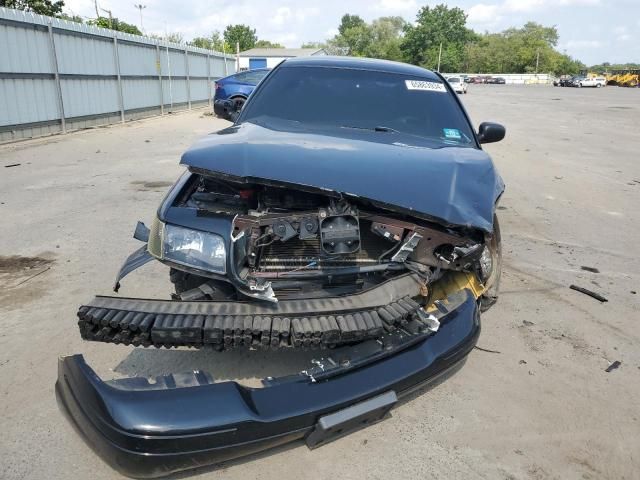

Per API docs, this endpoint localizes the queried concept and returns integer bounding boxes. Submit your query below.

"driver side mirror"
[477,122,506,144]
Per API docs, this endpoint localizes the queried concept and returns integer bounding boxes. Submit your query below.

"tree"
[0,0,64,16]
[365,16,406,60]
[338,14,365,36]
[330,14,371,56]
[224,24,257,51]
[89,16,142,35]
[190,31,227,51]
[255,39,284,48]
[59,12,82,22]
[401,4,474,71]
[301,41,326,49]
[463,23,584,75]
[163,32,184,44]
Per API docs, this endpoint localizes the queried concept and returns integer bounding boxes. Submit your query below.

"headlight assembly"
[147,219,226,274]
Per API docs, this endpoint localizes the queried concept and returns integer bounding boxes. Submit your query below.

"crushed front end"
[75,169,501,350]
[58,168,501,478]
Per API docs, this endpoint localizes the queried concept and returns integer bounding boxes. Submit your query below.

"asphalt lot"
[1,85,639,480]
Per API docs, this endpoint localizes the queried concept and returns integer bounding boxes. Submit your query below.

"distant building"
[238,47,327,70]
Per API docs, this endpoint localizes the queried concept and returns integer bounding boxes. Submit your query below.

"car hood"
[181,122,504,232]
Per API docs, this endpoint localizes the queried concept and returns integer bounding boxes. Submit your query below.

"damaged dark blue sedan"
[57,56,506,478]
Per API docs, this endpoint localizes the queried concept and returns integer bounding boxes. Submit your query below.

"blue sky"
[66,0,638,65]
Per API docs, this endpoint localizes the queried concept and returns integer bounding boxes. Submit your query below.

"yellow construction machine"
[605,70,640,87]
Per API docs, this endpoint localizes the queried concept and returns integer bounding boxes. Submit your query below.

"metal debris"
[605,360,621,373]
[569,284,608,303]
[474,346,502,354]
[580,266,600,273]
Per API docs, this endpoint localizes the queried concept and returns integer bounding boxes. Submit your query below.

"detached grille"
[258,229,392,272]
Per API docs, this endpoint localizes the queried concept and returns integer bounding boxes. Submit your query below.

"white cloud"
[467,3,501,23]
[565,39,603,48]
[271,7,292,27]
[375,0,417,11]
[503,0,546,12]
[325,27,339,38]
[503,0,598,12]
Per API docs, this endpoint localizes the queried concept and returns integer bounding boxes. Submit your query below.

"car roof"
[235,68,271,74]
[280,56,441,81]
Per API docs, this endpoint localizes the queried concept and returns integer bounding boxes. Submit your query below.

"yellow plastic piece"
[425,271,485,313]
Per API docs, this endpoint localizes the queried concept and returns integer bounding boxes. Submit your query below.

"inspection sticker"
[405,79,446,92]
[443,128,462,139]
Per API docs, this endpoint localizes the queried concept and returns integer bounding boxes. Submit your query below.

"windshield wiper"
[341,125,399,133]
[341,124,474,147]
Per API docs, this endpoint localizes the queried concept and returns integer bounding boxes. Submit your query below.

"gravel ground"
[1,85,639,480]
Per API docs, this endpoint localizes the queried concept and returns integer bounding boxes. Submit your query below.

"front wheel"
[480,214,502,312]
[596,83,602,88]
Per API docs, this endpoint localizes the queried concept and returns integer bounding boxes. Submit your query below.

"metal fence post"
[156,43,164,115]
[206,53,212,109]
[113,36,125,123]
[47,22,66,133]
[185,48,191,110]
[166,45,173,109]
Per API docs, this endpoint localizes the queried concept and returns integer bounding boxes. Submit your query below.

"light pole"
[134,4,146,32]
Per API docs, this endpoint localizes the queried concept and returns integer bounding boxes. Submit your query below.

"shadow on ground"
[114,346,320,386]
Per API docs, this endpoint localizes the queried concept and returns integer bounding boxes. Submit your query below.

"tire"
[231,96,246,112]
[596,83,601,88]
[578,83,583,88]
[480,214,502,312]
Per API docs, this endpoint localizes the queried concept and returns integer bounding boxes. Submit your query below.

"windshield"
[240,66,475,147]
[448,78,460,83]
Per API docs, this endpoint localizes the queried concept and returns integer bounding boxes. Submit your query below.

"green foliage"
[320,7,591,75]
[588,62,640,73]
[366,17,406,60]
[0,0,64,16]
[163,32,184,44]
[59,13,82,23]
[400,4,474,71]
[190,31,228,51]
[224,24,257,51]
[89,16,141,35]
[328,14,405,60]
[301,41,326,49]
[338,14,365,36]
[464,23,584,75]
[255,39,284,48]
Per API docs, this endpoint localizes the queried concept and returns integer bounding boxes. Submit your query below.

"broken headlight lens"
[162,224,226,274]
[479,245,493,282]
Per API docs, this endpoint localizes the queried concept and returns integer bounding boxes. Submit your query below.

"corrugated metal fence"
[0,7,236,142]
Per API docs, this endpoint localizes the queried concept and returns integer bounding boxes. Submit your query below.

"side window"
[232,72,251,83]
[244,70,269,85]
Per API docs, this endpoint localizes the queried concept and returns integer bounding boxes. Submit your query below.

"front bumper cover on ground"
[56,289,480,478]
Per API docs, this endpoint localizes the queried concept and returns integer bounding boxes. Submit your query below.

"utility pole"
[94,0,113,28]
[134,4,146,32]
[535,49,540,74]
[436,42,443,72]
[101,8,113,29]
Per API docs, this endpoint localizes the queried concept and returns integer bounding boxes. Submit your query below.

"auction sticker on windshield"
[405,80,446,92]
